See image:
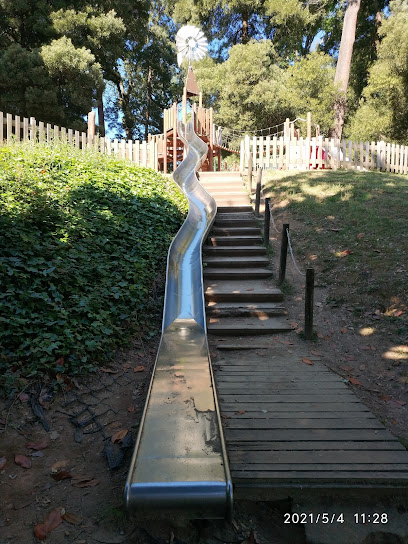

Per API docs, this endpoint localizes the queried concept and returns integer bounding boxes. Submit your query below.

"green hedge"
[0,142,188,390]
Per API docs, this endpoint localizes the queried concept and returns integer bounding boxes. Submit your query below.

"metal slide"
[124,118,233,520]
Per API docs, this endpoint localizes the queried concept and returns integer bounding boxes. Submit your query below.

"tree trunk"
[332,0,361,139]
[97,88,105,137]
[145,65,152,140]
[242,10,249,44]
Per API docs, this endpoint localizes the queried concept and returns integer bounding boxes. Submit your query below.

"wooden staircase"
[199,172,292,336]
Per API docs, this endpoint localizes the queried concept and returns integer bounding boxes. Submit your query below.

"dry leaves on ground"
[301,357,314,365]
[34,506,65,540]
[15,454,32,468]
[111,429,128,443]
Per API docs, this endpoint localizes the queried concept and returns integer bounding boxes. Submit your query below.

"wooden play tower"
[155,67,222,173]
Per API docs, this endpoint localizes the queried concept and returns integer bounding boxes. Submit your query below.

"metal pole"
[305,268,315,341]
[264,197,270,248]
[255,167,262,216]
[278,224,289,284]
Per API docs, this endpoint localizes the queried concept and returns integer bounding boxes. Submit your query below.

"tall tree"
[331,0,361,139]
[347,0,408,143]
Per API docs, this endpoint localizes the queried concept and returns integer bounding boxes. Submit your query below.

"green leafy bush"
[0,141,187,390]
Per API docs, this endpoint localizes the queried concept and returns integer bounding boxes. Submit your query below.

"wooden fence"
[240,135,408,175]
[0,111,159,170]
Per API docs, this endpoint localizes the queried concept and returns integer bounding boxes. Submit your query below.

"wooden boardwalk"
[200,171,408,497]
[213,347,408,492]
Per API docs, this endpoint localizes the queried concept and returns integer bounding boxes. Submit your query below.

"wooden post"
[307,112,312,140]
[173,103,177,171]
[284,118,290,139]
[264,197,271,248]
[255,167,262,216]
[305,268,315,341]
[278,224,289,284]
[163,107,168,174]
[87,111,96,143]
[248,152,253,194]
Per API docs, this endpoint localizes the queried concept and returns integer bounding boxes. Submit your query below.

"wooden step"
[214,219,258,228]
[204,246,267,256]
[204,267,273,280]
[208,236,262,246]
[207,317,292,335]
[206,302,287,318]
[203,256,270,268]
[211,227,260,236]
[217,206,253,213]
[205,280,283,302]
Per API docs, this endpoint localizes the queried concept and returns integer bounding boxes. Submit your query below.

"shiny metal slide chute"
[124,118,233,520]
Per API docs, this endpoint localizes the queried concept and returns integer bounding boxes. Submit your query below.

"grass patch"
[0,141,188,392]
[263,169,408,325]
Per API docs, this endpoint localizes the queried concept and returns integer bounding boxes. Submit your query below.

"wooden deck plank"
[227,441,406,451]
[223,418,382,429]
[224,429,396,441]
[221,404,371,412]
[223,412,375,419]
[229,451,408,464]
[231,471,408,481]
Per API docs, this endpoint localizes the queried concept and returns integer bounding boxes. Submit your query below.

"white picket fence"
[0,111,159,170]
[240,135,408,175]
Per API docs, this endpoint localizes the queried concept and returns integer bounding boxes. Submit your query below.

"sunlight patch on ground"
[359,327,376,336]
[382,345,408,360]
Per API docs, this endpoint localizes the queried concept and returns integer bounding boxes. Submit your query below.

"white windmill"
[176,25,208,67]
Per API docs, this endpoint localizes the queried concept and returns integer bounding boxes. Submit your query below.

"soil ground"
[1,199,407,544]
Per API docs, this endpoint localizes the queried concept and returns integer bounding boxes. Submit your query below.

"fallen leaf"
[127,406,135,413]
[340,249,353,256]
[317,332,324,339]
[26,441,48,451]
[111,429,128,443]
[51,460,69,473]
[136,352,144,357]
[34,507,65,540]
[62,512,81,525]
[359,364,366,371]
[340,365,353,372]
[0,456,7,469]
[345,355,355,361]
[311,350,322,356]
[330,228,340,232]
[340,327,348,334]
[100,367,118,374]
[19,392,30,402]
[295,327,304,334]
[133,365,145,372]
[347,377,362,386]
[52,470,72,481]
[72,475,99,488]
[235,410,246,415]
[55,356,64,367]
[289,322,299,328]
[15,454,31,469]
[122,363,131,370]
[357,233,365,239]
[246,288,254,291]
[301,358,314,365]
[380,394,391,401]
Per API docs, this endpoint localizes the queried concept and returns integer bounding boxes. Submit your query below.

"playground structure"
[152,68,225,173]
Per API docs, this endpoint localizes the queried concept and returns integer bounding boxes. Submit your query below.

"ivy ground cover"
[0,142,187,392]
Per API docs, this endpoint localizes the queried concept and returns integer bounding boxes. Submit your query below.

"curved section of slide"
[124,119,233,521]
